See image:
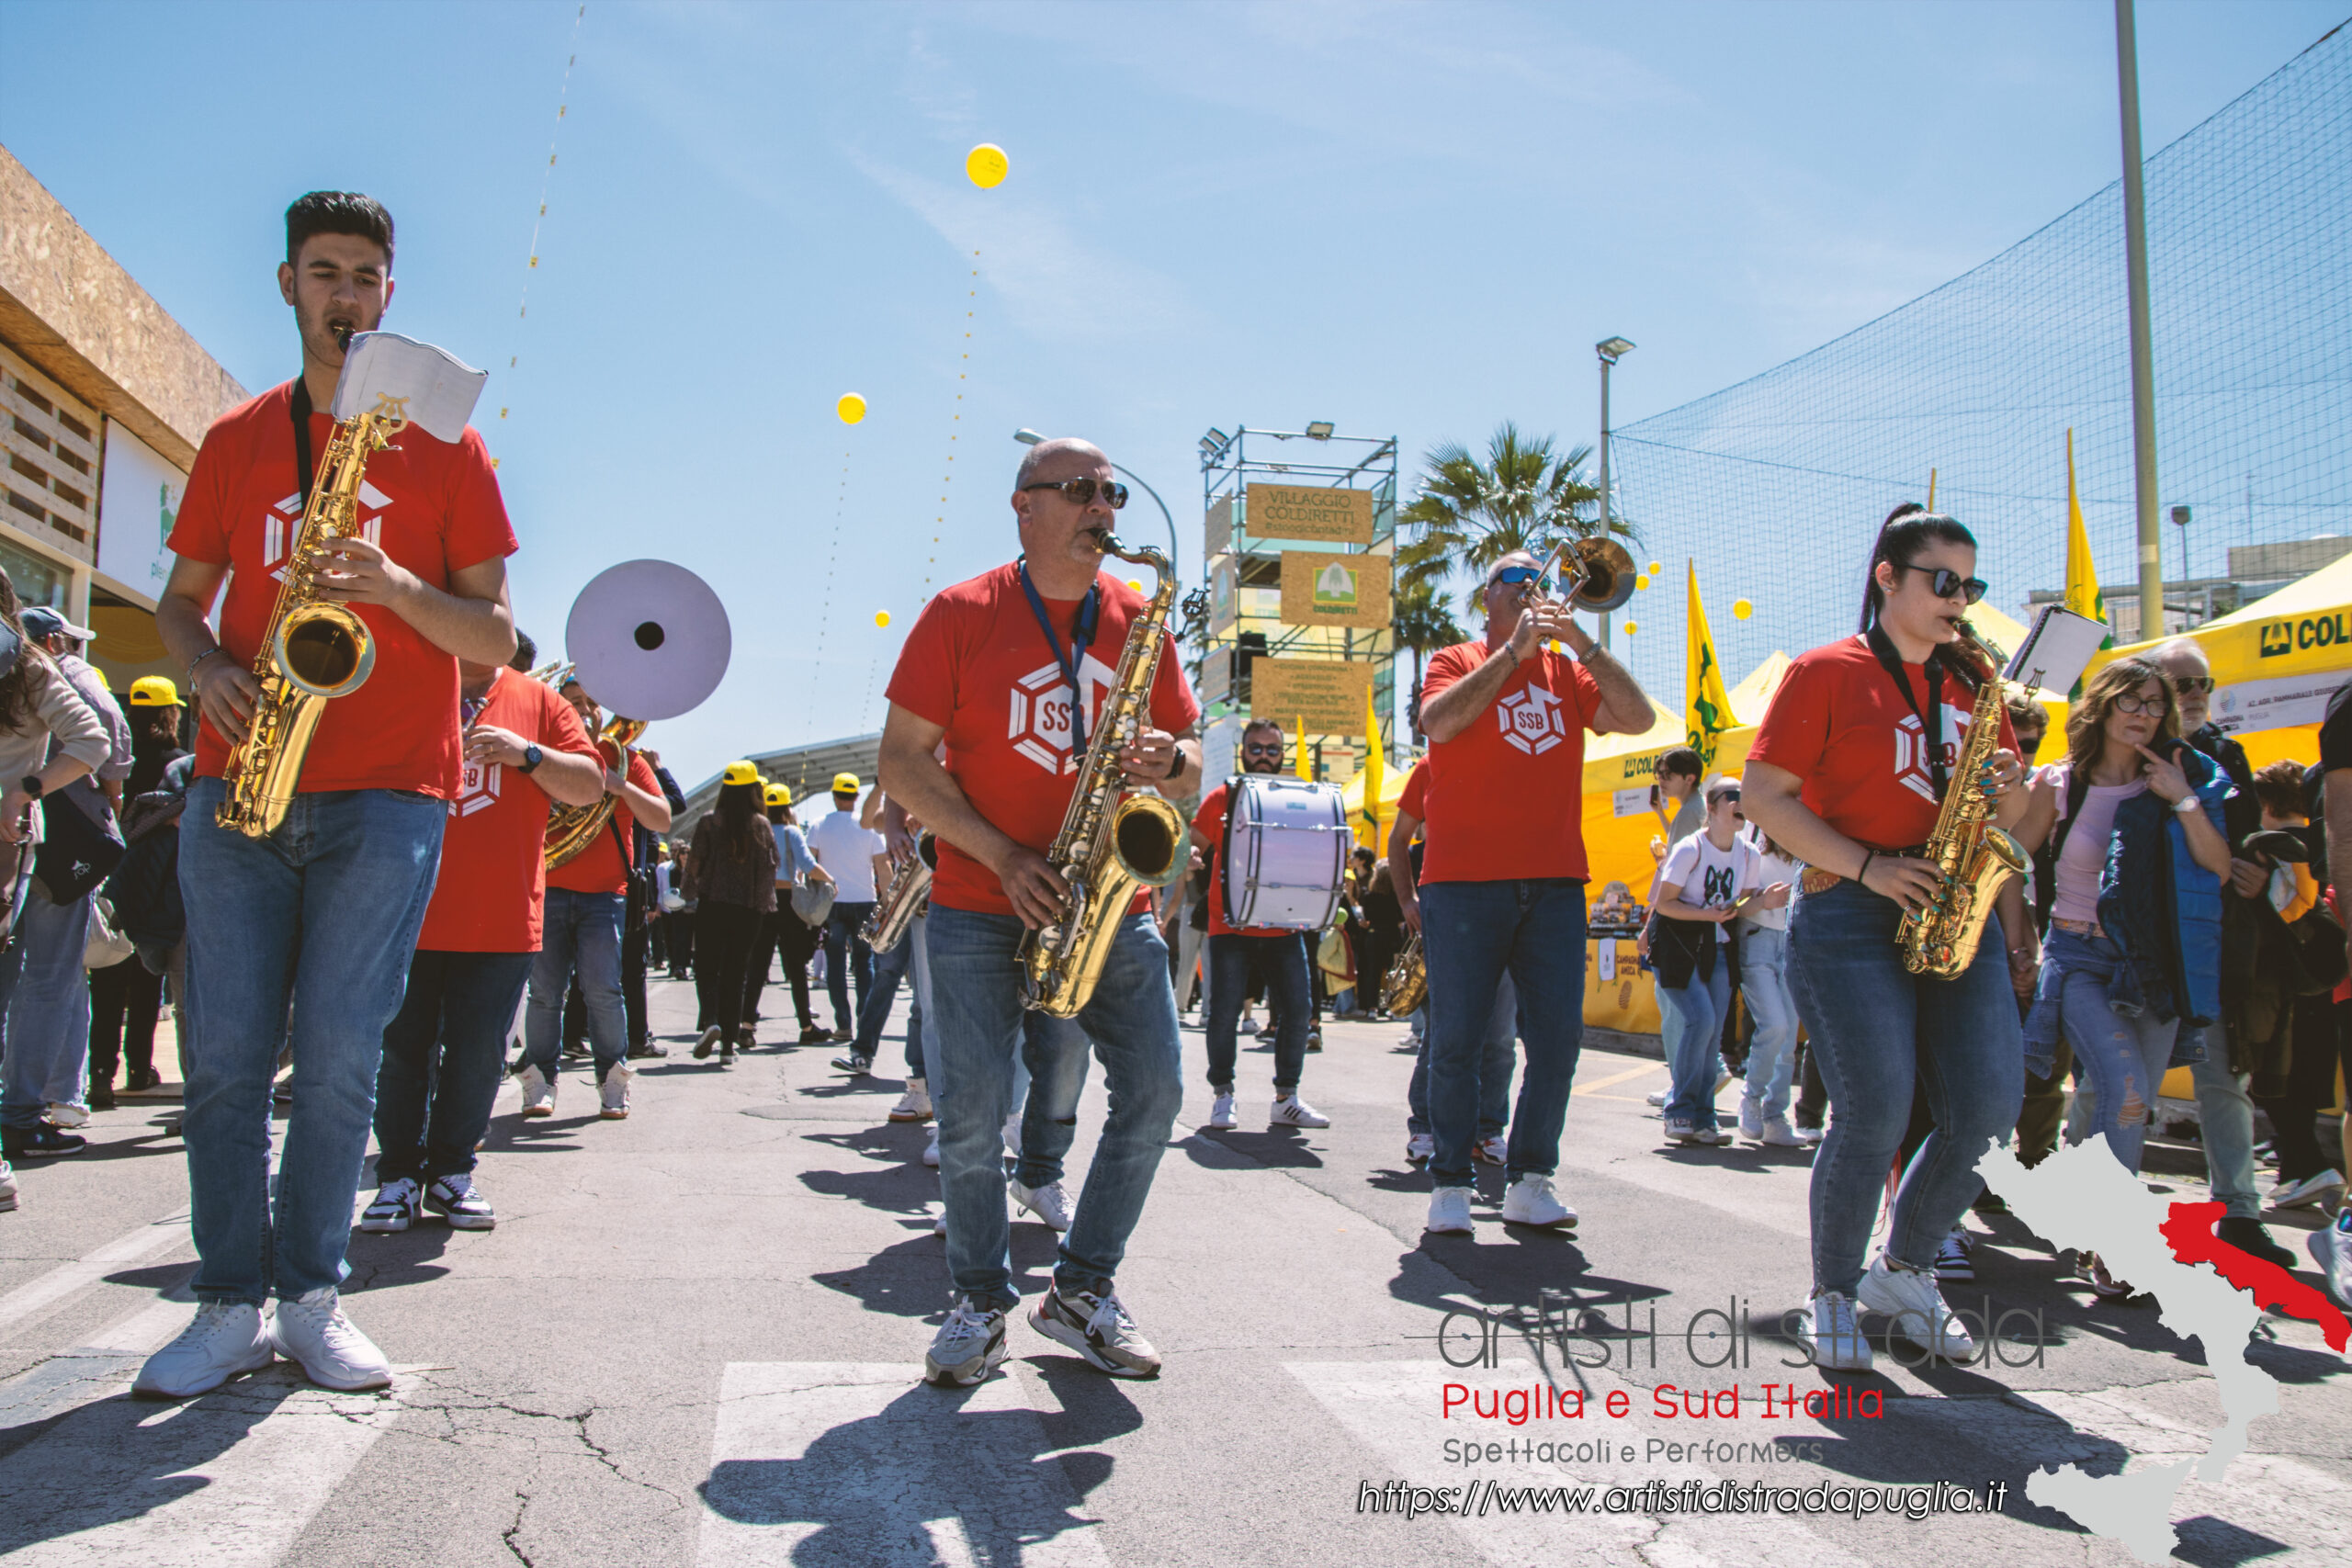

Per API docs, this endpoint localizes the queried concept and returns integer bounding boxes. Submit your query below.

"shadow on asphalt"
[810,1232,1060,1319]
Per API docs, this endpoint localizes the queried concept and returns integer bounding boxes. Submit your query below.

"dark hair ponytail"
[1857,502,1976,633]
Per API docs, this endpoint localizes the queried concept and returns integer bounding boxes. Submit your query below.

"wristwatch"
[19,775,41,799]
[519,744,544,774]
[2172,792,2199,814]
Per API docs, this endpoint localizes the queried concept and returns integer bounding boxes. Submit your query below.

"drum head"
[1226,776,1352,931]
[565,560,731,720]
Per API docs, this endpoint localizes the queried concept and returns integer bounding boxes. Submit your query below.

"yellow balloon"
[966,143,1009,188]
[1634,574,1649,591]
[837,392,866,424]
[1623,620,1638,636]
[1127,580,1144,592]
[1646,560,1663,576]
[874,610,891,628]
[1733,598,1753,620]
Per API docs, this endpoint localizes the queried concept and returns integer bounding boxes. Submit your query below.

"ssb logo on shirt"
[262,481,389,579]
[1496,684,1566,756]
[452,759,502,817]
[1892,709,1973,803]
[1008,653,1119,774]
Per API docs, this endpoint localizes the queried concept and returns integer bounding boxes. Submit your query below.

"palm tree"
[1395,423,1630,613]
[1389,577,1467,740]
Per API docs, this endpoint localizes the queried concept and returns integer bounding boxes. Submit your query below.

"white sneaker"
[889,1079,933,1123]
[0,1157,15,1212]
[1737,1098,1764,1142]
[1206,1092,1238,1130]
[1793,1122,1825,1145]
[519,1064,556,1119]
[1030,1283,1160,1378]
[1425,1187,1475,1235]
[599,1061,635,1120]
[1473,1135,1508,1167]
[270,1287,392,1391]
[2269,1168,2345,1212]
[924,1294,1009,1387]
[1645,1089,1668,1108]
[424,1173,496,1230]
[359,1177,422,1233]
[1800,1291,1873,1371]
[134,1300,277,1397]
[2308,1208,2352,1311]
[1269,1095,1330,1129]
[1405,1134,1434,1165]
[922,1124,941,1168]
[1499,1175,1577,1229]
[1858,1253,1977,1361]
[933,1210,945,1236]
[1009,1179,1075,1232]
[1758,1116,1802,1147]
[44,1100,89,1129]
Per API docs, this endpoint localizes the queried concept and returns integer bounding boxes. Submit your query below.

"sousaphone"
[541,560,731,868]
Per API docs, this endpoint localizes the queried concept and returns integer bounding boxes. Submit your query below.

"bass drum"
[1222,775,1353,931]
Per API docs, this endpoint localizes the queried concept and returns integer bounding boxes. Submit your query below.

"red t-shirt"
[416,670,599,952]
[1398,761,1427,821]
[547,751,662,896]
[1748,634,2019,850]
[886,563,1200,918]
[1191,780,1295,938]
[1418,641,1602,884]
[170,380,517,798]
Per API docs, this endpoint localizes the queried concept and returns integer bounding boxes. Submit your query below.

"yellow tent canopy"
[1341,759,1412,850]
[2090,547,2352,733]
[1726,650,1791,726]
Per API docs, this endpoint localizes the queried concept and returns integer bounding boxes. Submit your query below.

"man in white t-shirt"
[1653,778,1779,1145]
[807,773,888,1038]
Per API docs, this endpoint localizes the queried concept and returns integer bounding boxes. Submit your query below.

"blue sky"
[2,0,2340,784]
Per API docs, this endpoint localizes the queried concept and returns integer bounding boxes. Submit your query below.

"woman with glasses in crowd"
[2012,659,2233,1296]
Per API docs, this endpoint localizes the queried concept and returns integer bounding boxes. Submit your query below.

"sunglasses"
[1894,563,1988,604]
[1020,477,1128,510]
[1712,790,1741,804]
[2170,675,2216,694]
[1242,742,1283,757]
[1490,566,1555,592]
[2112,694,2165,716]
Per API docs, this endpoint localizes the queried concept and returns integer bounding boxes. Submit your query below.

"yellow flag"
[2064,428,2111,646]
[1295,716,1312,780]
[1685,559,1734,769]
[1361,678,1384,849]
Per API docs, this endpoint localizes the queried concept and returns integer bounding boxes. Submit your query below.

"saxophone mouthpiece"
[331,323,355,353]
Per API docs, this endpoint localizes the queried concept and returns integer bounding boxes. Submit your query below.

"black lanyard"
[1865,623,1946,800]
[290,377,317,513]
[1017,559,1101,757]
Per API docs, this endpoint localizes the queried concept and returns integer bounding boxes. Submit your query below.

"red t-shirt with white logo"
[886,563,1200,919]
[1191,781,1294,938]
[1748,634,2018,850]
[1418,641,1602,885]
[169,379,518,798]
[546,750,662,897]
[416,670,599,952]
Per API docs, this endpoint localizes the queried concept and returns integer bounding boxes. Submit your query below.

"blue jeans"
[374,949,536,1184]
[852,926,916,1070]
[524,889,626,1081]
[1657,956,1731,1131]
[2188,1045,2261,1220]
[1408,973,1516,1139]
[1736,923,1799,1121]
[0,883,93,1127]
[1420,878,1587,1188]
[2047,927,2177,1174]
[926,906,1180,1308]
[1786,878,2022,1295]
[178,779,444,1304]
[823,903,876,1034]
[1204,931,1311,1092]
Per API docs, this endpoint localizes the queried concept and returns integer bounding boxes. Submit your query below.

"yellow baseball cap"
[128,675,182,707]
[832,773,860,794]
[764,784,792,807]
[721,760,761,787]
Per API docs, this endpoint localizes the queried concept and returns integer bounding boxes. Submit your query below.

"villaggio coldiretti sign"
[1245,483,1375,545]
[1250,657,1374,733]
[1278,550,1392,627]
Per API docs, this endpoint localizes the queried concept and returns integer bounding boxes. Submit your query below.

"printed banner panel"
[1278,550,1392,627]
[1250,657,1374,734]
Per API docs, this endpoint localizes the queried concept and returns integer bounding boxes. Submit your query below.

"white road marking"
[696,1361,1115,1567]
[0,1206,192,1338]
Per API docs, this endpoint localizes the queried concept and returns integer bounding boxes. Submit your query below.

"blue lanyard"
[1017,559,1101,757]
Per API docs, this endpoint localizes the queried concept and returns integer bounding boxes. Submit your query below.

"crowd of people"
[4,186,2348,1412]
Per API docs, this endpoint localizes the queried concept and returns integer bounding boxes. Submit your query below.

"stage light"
[1596,336,1635,364]
[1305,421,1335,440]
[1013,428,1043,446]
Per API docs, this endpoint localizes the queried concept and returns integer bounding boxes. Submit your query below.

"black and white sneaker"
[1030,1283,1160,1378]
[424,1174,496,1230]
[359,1178,421,1233]
[831,1052,873,1076]
[1933,1226,1974,1281]
[924,1296,1009,1387]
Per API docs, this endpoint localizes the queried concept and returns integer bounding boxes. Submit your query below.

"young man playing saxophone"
[879,437,1199,1388]
[139,192,519,1399]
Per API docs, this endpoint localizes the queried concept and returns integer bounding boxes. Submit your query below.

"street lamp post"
[1594,337,1635,650]
[1013,427,1178,578]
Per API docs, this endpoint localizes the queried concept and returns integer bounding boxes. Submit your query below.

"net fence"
[1608,19,2351,692]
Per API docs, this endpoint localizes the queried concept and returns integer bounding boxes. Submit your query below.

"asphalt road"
[0,968,2346,1566]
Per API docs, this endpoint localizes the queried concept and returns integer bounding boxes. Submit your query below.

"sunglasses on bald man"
[1020,477,1129,510]
[1490,565,1555,593]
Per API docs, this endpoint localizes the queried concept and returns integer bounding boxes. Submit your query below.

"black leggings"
[2253,992,2352,1183]
[90,955,164,1086]
[694,902,766,1045]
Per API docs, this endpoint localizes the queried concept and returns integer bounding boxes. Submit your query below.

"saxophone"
[1897,621,2030,977]
[863,832,937,953]
[529,660,646,869]
[1017,533,1191,1018]
[216,393,400,837]
[1380,932,1428,1016]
